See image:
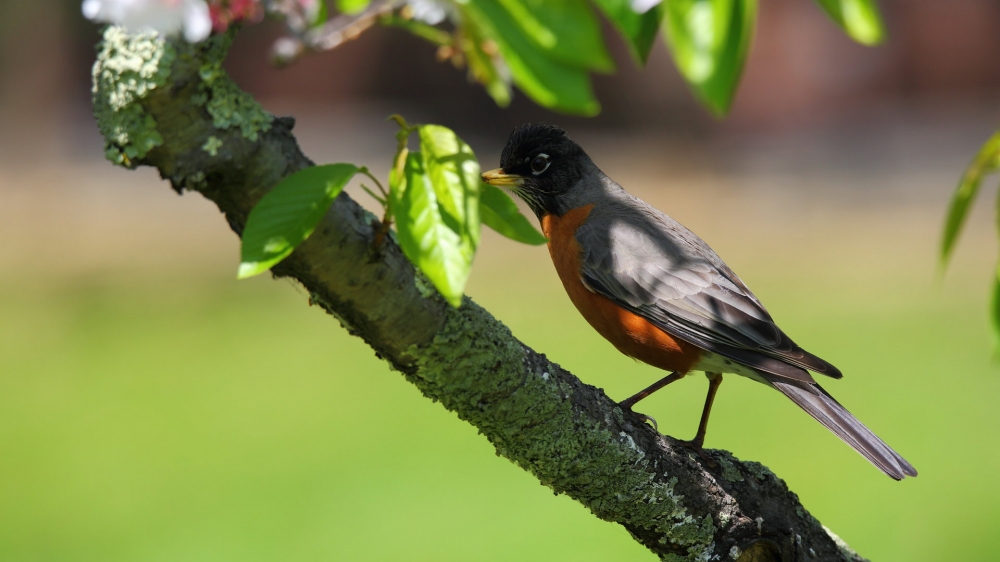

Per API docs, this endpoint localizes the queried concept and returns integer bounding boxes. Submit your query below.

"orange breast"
[542,206,702,374]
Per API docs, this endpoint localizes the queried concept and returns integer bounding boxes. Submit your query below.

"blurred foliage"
[590,0,661,64]
[940,131,1000,345]
[336,0,371,15]
[812,0,885,45]
[331,0,887,117]
[661,0,757,116]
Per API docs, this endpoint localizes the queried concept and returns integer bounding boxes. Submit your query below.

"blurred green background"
[3,1,1000,560]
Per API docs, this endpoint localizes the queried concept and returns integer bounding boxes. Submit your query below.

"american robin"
[481,124,916,480]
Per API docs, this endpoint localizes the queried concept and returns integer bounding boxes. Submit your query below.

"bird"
[481,124,917,480]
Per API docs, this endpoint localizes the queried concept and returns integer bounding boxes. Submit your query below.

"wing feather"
[577,197,841,381]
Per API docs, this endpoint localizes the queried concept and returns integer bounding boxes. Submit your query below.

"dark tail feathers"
[763,374,917,480]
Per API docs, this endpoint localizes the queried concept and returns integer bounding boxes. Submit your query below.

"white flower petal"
[82,0,103,19]
[407,0,450,26]
[81,0,212,43]
[181,0,212,42]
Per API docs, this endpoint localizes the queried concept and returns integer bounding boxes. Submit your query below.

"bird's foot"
[677,438,718,469]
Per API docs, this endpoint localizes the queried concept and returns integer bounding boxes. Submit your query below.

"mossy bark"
[91,26,868,562]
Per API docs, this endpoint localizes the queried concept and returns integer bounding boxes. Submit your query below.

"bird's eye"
[530,153,550,175]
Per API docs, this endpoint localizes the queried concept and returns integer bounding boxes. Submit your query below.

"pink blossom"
[208,0,264,34]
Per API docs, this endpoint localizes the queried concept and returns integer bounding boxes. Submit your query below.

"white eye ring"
[530,153,550,175]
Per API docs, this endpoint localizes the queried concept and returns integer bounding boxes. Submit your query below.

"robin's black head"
[481,124,591,218]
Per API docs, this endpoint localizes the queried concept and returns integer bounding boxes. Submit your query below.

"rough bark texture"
[90,27,869,562]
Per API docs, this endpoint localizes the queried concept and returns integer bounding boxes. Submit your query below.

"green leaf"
[993,259,1000,349]
[662,0,757,116]
[336,0,370,15]
[494,0,614,73]
[459,15,512,106]
[392,152,471,307]
[462,2,600,115]
[480,184,548,245]
[238,164,359,279]
[988,156,1000,351]
[390,147,409,196]
[940,131,1000,267]
[418,124,482,260]
[591,0,663,64]
[813,0,885,46]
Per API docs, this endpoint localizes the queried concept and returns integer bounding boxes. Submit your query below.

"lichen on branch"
[93,25,272,170]
[190,30,273,141]
[92,27,175,166]
[403,303,716,560]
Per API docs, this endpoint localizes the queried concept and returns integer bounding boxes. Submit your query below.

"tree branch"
[90,27,867,562]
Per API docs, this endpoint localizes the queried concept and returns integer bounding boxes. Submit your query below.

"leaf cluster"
[940,132,1000,344]
[332,0,885,117]
[238,119,545,307]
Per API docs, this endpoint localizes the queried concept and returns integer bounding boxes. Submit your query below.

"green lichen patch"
[402,301,524,410]
[412,271,439,302]
[202,74,273,141]
[201,135,223,156]
[92,26,176,167]
[743,460,776,483]
[193,34,273,142]
[657,512,715,560]
[717,453,744,483]
[182,170,207,191]
[93,25,272,165]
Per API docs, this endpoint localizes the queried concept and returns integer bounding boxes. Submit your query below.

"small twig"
[373,187,394,250]
[271,0,392,66]
[360,184,386,206]
[358,166,388,200]
[379,14,453,47]
[357,165,394,250]
[370,118,419,251]
[387,113,415,133]
[373,211,393,249]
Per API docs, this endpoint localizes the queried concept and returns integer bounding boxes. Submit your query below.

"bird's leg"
[619,371,684,431]
[678,373,723,468]
[620,371,684,410]
[690,372,723,449]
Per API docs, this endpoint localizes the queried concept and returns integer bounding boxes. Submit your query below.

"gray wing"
[577,198,841,384]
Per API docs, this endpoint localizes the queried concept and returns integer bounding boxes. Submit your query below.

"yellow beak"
[481,168,525,187]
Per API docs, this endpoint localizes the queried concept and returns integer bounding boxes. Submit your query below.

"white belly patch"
[692,351,768,384]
